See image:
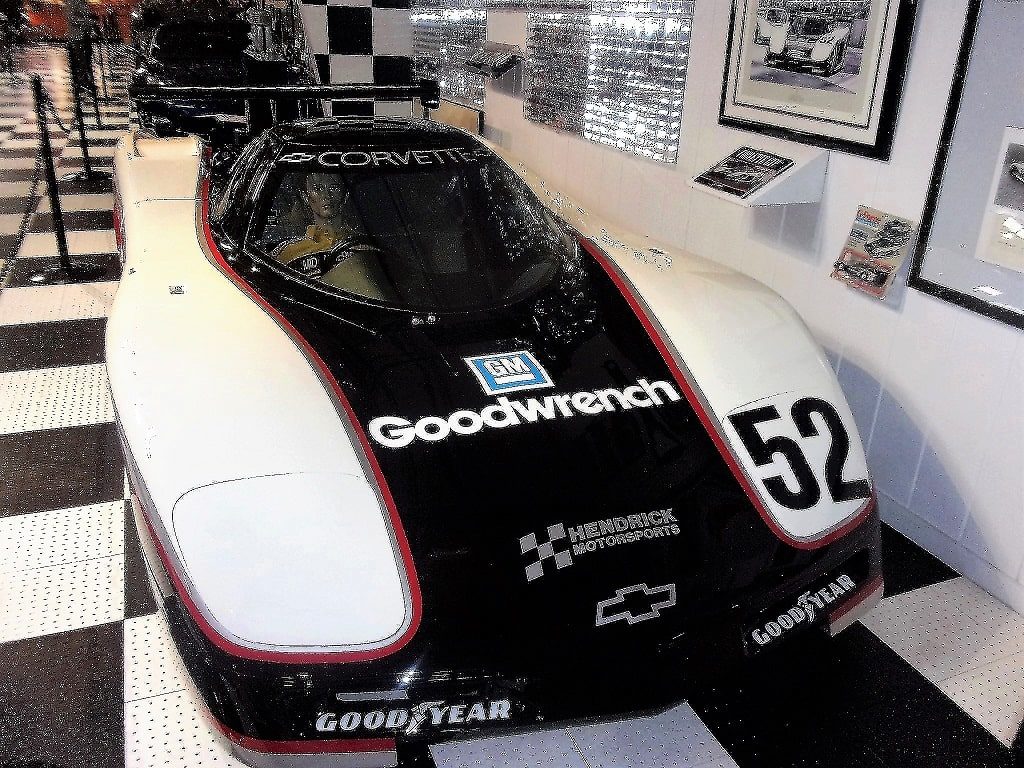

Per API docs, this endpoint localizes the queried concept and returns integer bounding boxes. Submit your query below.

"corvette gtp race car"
[763,13,851,77]
[110,83,882,767]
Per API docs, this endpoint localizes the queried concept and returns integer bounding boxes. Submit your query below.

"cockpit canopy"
[239,129,574,312]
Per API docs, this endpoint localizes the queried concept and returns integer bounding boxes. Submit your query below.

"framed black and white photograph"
[720,0,917,160]
[909,0,1024,328]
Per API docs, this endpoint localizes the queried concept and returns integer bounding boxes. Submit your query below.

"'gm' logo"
[464,351,553,396]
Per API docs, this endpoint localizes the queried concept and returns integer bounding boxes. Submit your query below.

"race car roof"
[269,117,481,155]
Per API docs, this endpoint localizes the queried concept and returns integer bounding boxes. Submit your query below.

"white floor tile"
[434,705,735,768]
[36,192,114,212]
[17,229,117,258]
[0,212,24,235]
[0,363,114,434]
[0,501,123,573]
[570,704,738,768]
[863,578,1024,683]
[938,652,1024,747]
[78,129,127,141]
[0,155,39,169]
[2,138,46,150]
[433,727,587,768]
[62,144,117,159]
[124,612,191,702]
[864,576,1024,746]
[0,281,116,324]
[0,180,33,197]
[0,554,124,642]
[126,689,248,768]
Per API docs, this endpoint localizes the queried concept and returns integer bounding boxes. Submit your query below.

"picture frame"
[719,0,917,160]
[908,0,1024,329]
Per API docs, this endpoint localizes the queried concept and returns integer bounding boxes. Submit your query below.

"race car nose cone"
[171,472,413,655]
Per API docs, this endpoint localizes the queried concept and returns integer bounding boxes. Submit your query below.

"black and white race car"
[111,84,882,767]
[764,13,851,77]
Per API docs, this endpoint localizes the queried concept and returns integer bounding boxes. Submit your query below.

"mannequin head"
[300,174,350,228]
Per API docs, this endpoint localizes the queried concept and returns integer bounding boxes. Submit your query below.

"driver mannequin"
[274,174,396,301]
[274,174,358,266]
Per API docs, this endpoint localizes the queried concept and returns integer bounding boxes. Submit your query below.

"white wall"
[484,0,1024,613]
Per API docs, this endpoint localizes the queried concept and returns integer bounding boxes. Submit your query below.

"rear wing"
[130,81,442,145]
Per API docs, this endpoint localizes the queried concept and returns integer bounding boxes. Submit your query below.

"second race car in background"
[754,8,788,46]
[763,12,851,77]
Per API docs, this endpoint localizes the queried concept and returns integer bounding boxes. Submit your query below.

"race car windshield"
[251,149,569,311]
[790,16,831,35]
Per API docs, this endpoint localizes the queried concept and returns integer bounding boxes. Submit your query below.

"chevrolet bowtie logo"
[595,583,677,627]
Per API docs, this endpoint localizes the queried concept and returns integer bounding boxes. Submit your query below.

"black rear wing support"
[130,80,441,111]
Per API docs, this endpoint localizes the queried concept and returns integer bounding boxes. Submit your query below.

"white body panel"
[108,136,411,653]
[173,473,407,650]
[485,141,871,544]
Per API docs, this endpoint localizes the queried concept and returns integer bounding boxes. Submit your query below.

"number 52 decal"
[724,394,872,542]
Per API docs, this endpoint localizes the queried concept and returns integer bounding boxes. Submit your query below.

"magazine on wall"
[692,146,794,199]
[832,206,915,299]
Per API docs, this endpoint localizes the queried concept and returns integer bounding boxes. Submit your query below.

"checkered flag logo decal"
[520,523,573,581]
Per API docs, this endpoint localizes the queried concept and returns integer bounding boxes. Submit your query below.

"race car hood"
[237,247,732,667]
[225,218,872,672]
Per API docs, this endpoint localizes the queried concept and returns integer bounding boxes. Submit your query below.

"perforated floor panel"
[431,705,738,768]
[0,281,117,324]
[0,362,113,434]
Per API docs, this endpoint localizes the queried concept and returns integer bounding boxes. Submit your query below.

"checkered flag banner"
[520,523,573,582]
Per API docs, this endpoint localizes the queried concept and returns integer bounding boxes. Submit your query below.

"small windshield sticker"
[278,148,493,169]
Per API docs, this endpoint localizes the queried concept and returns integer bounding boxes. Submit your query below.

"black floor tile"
[124,500,159,620]
[30,209,114,232]
[399,743,439,767]
[0,232,18,258]
[0,197,33,215]
[881,524,959,597]
[0,423,124,518]
[0,167,39,182]
[0,317,106,372]
[4,252,120,286]
[3,147,41,157]
[57,176,113,195]
[0,622,123,768]
[59,157,114,170]
[687,625,1012,768]
[67,136,120,147]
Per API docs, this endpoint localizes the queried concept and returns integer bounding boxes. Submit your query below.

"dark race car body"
[133,19,309,137]
[111,116,882,767]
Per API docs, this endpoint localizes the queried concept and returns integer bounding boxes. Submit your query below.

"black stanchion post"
[28,76,105,284]
[85,39,103,129]
[72,66,93,178]
[63,39,111,189]
[94,32,110,102]
[32,76,71,272]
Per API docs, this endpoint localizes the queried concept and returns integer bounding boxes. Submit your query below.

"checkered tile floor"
[0,42,1021,768]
